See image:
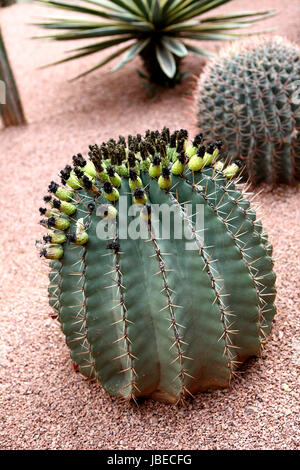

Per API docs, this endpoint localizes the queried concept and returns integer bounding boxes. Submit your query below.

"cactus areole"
[37,128,276,404]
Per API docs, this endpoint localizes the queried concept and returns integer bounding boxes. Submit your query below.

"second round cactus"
[37,128,276,404]
[196,36,300,185]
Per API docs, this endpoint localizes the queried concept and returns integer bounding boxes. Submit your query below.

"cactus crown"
[196,36,300,185]
[37,128,276,404]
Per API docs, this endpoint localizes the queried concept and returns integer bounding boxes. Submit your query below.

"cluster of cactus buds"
[37,128,276,404]
[37,128,244,261]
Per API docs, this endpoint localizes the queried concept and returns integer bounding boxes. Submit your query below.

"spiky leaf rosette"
[37,128,276,404]
[196,36,300,185]
[35,0,274,86]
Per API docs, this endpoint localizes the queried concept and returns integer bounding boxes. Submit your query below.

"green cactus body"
[84,191,133,396]
[38,128,276,404]
[57,191,96,379]
[184,168,276,348]
[196,37,300,185]
[48,261,61,314]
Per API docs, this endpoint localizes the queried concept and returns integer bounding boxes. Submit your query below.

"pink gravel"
[0,1,299,450]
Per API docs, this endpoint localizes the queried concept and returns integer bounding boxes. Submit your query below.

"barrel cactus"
[37,128,276,404]
[196,36,300,185]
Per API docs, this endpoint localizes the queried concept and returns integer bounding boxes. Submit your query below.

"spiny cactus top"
[196,36,300,185]
[37,128,276,404]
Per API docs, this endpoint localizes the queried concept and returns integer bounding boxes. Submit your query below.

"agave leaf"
[186,0,233,15]
[36,24,149,41]
[181,29,275,41]
[161,0,181,14]
[163,19,199,33]
[68,35,134,51]
[231,13,276,25]
[131,0,150,18]
[169,2,274,26]
[107,0,143,17]
[127,21,155,31]
[40,46,112,67]
[183,22,254,32]
[34,21,112,30]
[40,36,133,67]
[167,0,231,21]
[161,36,187,57]
[180,32,239,41]
[184,43,214,57]
[201,10,276,22]
[34,16,111,25]
[36,0,115,19]
[166,0,195,15]
[83,0,125,12]
[155,43,176,78]
[72,43,132,80]
[151,0,161,24]
[78,0,144,21]
[38,0,144,19]
[112,38,150,71]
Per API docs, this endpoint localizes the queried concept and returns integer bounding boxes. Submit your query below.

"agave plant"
[35,0,274,87]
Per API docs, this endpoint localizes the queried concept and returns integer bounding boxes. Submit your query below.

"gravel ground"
[0,1,299,450]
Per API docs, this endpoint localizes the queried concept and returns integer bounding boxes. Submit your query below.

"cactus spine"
[196,36,300,185]
[37,129,276,404]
